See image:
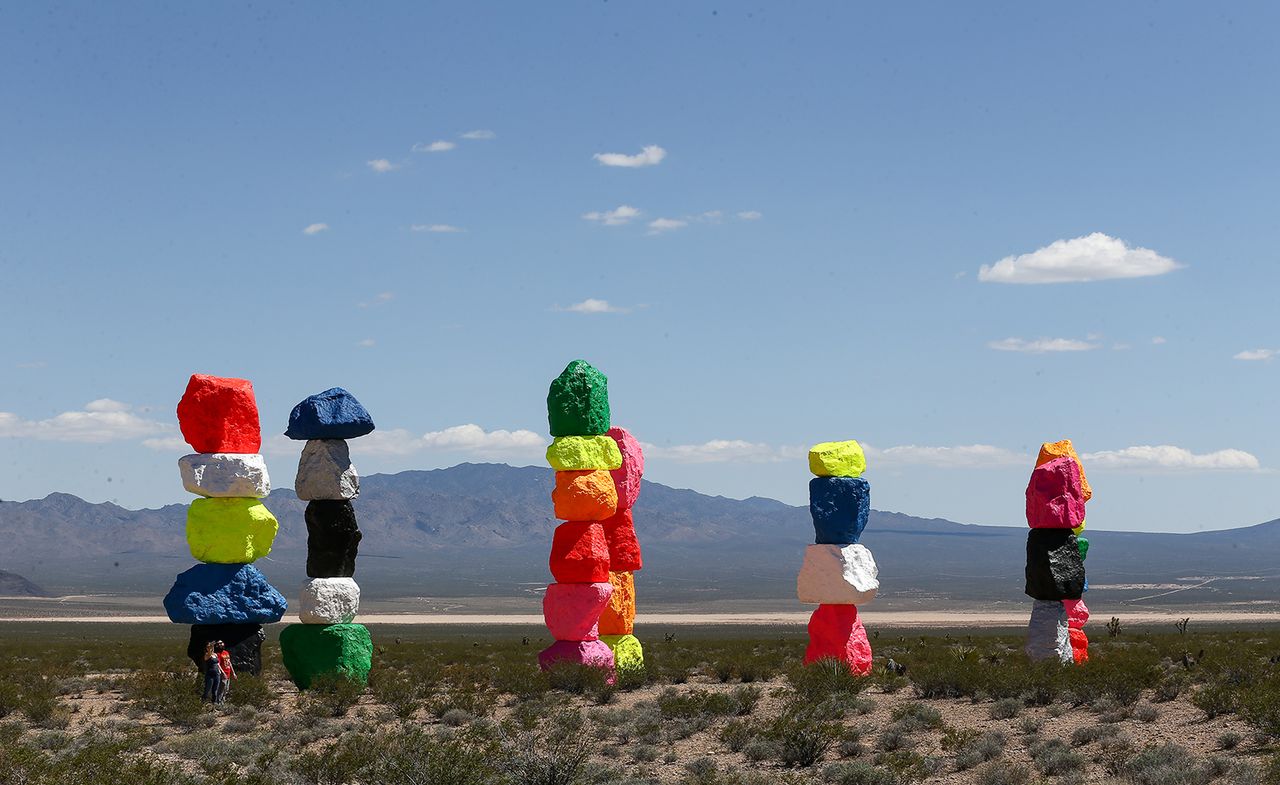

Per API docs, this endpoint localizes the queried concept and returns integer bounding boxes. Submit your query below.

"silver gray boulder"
[295,439,359,500]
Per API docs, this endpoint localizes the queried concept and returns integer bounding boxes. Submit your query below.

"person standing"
[215,641,236,703]
[201,642,222,702]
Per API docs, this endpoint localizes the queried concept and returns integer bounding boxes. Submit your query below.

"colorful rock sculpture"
[799,440,876,675]
[279,388,376,689]
[541,361,647,676]
[169,374,282,675]
[1024,440,1091,663]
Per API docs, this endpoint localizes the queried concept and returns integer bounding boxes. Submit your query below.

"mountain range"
[2,463,1278,613]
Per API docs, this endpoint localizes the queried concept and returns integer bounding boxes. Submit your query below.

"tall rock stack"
[1024,439,1091,665]
[278,388,377,689]
[539,360,625,676]
[165,375,287,676]
[798,441,878,676]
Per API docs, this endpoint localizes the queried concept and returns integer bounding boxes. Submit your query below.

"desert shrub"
[1018,716,1042,734]
[823,761,896,785]
[1071,723,1119,746]
[1239,678,1280,738]
[1135,703,1160,723]
[972,760,1031,785]
[682,757,718,785]
[743,737,780,762]
[1219,731,1243,750]
[873,750,937,783]
[1030,738,1085,776]
[720,718,754,752]
[123,670,208,727]
[544,662,611,695]
[950,730,1005,771]
[297,673,365,719]
[989,697,1021,719]
[789,659,870,703]
[226,673,274,709]
[1118,743,1215,785]
[500,711,593,785]
[295,725,498,785]
[890,702,942,730]
[1193,683,1240,719]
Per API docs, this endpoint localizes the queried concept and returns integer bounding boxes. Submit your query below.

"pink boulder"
[804,604,873,676]
[607,427,645,510]
[542,582,612,641]
[1026,457,1086,529]
[549,522,611,583]
[601,509,643,572]
[1063,599,1089,629]
[538,639,616,675]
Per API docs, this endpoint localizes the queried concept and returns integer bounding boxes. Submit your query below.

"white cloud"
[868,444,1026,468]
[1234,349,1277,361]
[357,292,394,308]
[412,140,456,153]
[647,218,687,234]
[641,439,804,464]
[411,224,466,233]
[302,223,329,235]
[593,144,667,168]
[358,338,376,348]
[459,129,496,140]
[141,435,190,452]
[1083,445,1260,471]
[367,158,399,173]
[1152,336,1167,345]
[0,400,172,443]
[555,298,629,314]
[979,233,1182,284]
[582,205,640,226]
[988,337,1099,353]
[354,424,546,457]
[737,210,763,221]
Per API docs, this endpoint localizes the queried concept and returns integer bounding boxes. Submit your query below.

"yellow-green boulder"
[808,440,866,478]
[186,498,279,563]
[546,435,623,471]
[600,634,644,672]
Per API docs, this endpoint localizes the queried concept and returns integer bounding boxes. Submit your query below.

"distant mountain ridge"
[0,570,48,597]
[2,463,1278,611]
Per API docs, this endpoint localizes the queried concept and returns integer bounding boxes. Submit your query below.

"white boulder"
[295,439,359,500]
[1025,599,1072,663]
[298,577,360,624]
[796,544,879,605]
[179,453,271,498]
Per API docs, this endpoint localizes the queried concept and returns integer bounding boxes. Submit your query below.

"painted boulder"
[164,563,287,625]
[538,639,615,673]
[1037,439,1092,502]
[601,508,643,571]
[1026,456,1086,529]
[796,543,879,605]
[542,581,612,641]
[546,435,623,471]
[598,571,636,636]
[600,634,644,672]
[809,477,870,544]
[298,577,361,624]
[176,374,262,454]
[1026,599,1073,663]
[295,439,360,501]
[607,427,645,510]
[808,440,867,478]
[1025,529,1085,601]
[187,623,267,676]
[279,623,373,689]
[549,521,611,583]
[179,453,271,498]
[552,470,618,521]
[285,387,375,441]
[1063,598,1089,629]
[804,604,873,675]
[305,500,362,578]
[186,498,278,563]
[547,360,610,437]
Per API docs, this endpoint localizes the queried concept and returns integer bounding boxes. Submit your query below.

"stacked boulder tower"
[278,388,377,689]
[540,360,646,676]
[797,441,879,676]
[1024,439,1091,665]
[165,375,286,675]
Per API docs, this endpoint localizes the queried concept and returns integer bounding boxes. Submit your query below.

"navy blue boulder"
[285,387,375,440]
[164,563,288,625]
[809,477,870,544]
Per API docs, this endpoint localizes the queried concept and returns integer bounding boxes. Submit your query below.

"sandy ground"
[8,609,1280,626]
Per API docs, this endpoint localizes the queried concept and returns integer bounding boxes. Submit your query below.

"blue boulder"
[164,563,287,625]
[809,477,870,544]
[285,387,375,440]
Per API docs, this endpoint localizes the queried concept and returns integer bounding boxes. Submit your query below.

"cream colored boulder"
[179,453,270,498]
[298,577,360,624]
[796,544,879,605]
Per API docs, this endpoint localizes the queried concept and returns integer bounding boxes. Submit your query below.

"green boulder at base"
[186,497,279,563]
[547,360,610,437]
[546,435,623,471]
[279,623,373,689]
[808,440,867,478]
[600,634,644,672]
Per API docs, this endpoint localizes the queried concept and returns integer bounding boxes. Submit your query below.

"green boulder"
[1077,536,1089,561]
[279,623,373,689]
[600,634,644,672]
[547,360,610,437]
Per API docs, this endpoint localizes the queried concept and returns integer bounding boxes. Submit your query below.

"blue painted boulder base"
[164,563,288,625]
[808,476,870,544]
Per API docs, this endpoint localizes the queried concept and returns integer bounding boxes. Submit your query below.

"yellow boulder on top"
[1037,440,1092,502]
[546,435,623,471]
[808,440,866,478]
[186,498,279,563]
[600,634,644,672]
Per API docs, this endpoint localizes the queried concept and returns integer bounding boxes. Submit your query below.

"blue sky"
[1,2,1278,532]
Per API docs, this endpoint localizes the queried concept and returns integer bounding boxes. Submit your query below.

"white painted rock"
[796,544,879,605]
[179,453,271,498]
[1025,599,1072,663]
[295,439,359,500]
[298,577,360,624]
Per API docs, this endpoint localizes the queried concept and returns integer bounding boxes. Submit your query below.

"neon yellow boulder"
[600,634,644,672]
[808,440,866,478]
[546,435,623,471]
[186,498,278,563]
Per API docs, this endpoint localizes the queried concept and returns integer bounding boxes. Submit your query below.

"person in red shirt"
[215,641,236,703]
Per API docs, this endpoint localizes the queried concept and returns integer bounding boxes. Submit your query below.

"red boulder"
[549,521,610,583]
[177,374,262,453]
[1069,627,1089,664]
[804,604,873,676]
[601,509,643,571]
[1026,456,1086,529]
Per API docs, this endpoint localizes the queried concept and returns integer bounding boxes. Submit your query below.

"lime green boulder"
[186,498,278,563]
[808,440,867,478]
[600,634,644,672]
[546,435,623,471]
[279,623,373,689]
[548,360,610,437]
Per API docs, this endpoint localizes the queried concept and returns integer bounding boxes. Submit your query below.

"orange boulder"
[598,571,636,635]
[552,470,618,521]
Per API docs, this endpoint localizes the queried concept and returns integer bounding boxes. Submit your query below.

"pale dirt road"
[6,610,1280,626]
